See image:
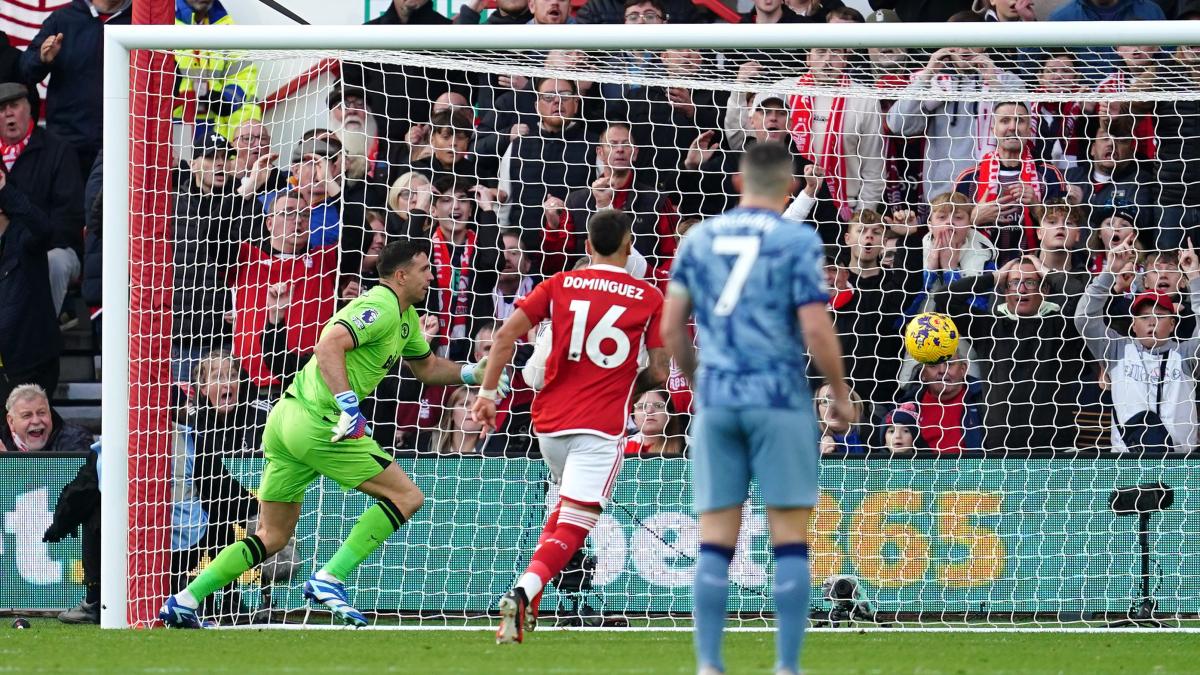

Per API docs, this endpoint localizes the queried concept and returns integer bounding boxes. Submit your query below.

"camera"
[814,574,881,626]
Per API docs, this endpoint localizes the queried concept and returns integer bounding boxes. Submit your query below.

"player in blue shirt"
[662,141,855,675]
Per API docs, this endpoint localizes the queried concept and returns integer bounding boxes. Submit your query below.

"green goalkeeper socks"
[320,499,406,582]
[185,535,268,603]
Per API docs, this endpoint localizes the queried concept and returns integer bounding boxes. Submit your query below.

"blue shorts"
[691,406,820,513]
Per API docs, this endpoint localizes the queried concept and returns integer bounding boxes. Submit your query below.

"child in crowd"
[431,386,485,455]
[880,402,924,455]
[1075,240,1200,453]
[1086,206,1140,276]
[1105,250,1199,338]
[921,192,996,299]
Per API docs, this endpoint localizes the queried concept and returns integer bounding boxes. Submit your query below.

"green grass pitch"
[2,620,1197,674]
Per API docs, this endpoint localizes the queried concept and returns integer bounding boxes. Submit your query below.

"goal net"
[104,23,1200,630]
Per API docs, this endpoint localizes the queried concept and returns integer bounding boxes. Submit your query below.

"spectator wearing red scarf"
[424,175,502,362]
[954,101,1065,265]
[886,46,1027,202]
[785,47,886,219]
[0,82,83,317]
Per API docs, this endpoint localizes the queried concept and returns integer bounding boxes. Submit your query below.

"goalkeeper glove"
[461,358,512,398]
[330,390,372,442]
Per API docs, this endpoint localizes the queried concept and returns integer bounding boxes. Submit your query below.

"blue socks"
[693,543,734,672]
[773,543,812,674]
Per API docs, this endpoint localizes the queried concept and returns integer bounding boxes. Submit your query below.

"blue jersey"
[670,207,827,409]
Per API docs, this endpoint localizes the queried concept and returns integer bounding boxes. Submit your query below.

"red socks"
[519,504,598,602]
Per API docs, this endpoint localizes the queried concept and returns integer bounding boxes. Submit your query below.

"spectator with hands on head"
[939,253,1089,451]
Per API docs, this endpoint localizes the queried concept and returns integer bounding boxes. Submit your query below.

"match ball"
[11,618,30,629]
[904,312,959,365]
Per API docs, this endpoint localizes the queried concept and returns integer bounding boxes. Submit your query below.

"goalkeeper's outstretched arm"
[408,352,478,385]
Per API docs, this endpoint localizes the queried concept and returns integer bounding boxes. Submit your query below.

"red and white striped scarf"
[975,148,1041,250]
[431,226,476,343]
[0,120,33,171]
[788,73,850,216]
[974,148,1040,203]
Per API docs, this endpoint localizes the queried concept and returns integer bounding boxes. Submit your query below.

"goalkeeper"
[161,240,509,628]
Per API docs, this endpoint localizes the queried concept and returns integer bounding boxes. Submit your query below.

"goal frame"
[101,20,1200,630]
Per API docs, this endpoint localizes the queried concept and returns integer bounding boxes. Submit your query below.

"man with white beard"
[328,85,387,182]
[326,85,394,275]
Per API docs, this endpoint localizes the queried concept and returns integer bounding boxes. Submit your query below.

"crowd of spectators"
[8,0,1200,479]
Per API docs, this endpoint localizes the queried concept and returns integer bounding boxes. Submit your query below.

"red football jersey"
[517,264,664,439]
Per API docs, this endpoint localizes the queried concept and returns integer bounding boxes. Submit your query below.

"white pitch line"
[215,624,1200,634]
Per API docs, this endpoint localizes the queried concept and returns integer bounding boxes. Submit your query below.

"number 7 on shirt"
[712,235,761,316]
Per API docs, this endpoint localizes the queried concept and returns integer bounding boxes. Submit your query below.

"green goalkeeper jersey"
[285,284,432,420]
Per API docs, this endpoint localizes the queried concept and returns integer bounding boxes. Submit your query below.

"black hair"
[429,108,475,136]
[826,6,864,21]
[623,0,666,15]
[377,239,426,278]
[588,209,632,257]
[432,173,476,198]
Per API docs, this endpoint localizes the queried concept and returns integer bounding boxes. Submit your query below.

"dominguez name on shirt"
[562,276,646,300]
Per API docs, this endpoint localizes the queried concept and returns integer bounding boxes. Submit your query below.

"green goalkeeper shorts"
[257,396,392,503]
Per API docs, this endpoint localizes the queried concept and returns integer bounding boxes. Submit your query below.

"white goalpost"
[102,21,1200,631]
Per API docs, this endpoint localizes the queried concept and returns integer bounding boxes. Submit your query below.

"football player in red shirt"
[473,209,669,644]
